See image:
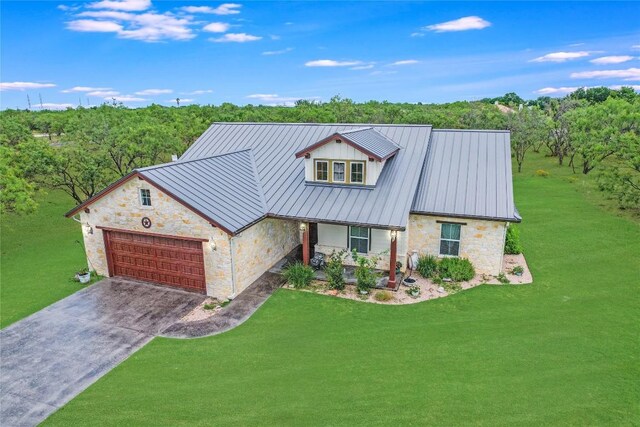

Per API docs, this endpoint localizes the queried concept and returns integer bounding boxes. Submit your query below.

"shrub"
[504,225,523,254]
[442,281,462,294]
[351,250,381,293]
[512,265,524,275]
[416,254,438,278]
[438,257,475,282]
[325,250,347,290]
[497,272,510,284]
[374,291,393,302]
[283,262,315,289]
[535,169,549,177]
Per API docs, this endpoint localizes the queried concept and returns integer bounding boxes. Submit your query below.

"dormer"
[295,128,400,187]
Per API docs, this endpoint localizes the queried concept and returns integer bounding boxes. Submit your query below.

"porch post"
[388,230,397,289]
[302,223,310,265]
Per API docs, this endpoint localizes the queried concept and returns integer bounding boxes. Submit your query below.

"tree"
[0,145,37,214]
[546,98,581,165]
[507,106,549,172]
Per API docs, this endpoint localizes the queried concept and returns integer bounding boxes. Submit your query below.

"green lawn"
[0,191,92,328]
[38,152,639,425]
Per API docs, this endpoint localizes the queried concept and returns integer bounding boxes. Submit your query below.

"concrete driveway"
[0,278,205,426]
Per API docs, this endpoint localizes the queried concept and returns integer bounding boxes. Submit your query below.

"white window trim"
[439,223,461,257]
[349,226,370,254]
[332,161,346,183]
[139,188,152,207]
[315,160,329,182]
[350,161,365,184]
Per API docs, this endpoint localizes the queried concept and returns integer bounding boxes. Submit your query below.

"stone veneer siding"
[79,177,231,299]
[407,214,507,275]
[231,218,300,295]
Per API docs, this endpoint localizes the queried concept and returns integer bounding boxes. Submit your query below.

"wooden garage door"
[104,230,206,293]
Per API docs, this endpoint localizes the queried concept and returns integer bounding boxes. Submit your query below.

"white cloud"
[36,103,75,110]
[66,19,124,33]
[69,10,196,42]
[87,90,120,97]
[390,59,419,66]
[632,45,640,50]
[534,87,581,95]
[134,88,173,95]
[246,93,319,106]
[262,47,293,55]
[609,85,640,91]
[0,81,56,91]
[203,22,230,33]
[305,59,362,67]
[107,95,146,102]
[210,33,261,42]
[570,68,640,81]
[167,98,194,103]
[184,89,213,95]
[410,32,425,37]
[531,51,590,62]
[370,70,397,76]
[61,86,111,93]
[350,64,374,70]
[87,0,151,12]
[181,4,241,15]
[590,55,635,64]
[424,16,491,32]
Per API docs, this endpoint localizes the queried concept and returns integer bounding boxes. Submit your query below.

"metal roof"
[411,130,521,222]
[181,123,433,231]
[339,127,400,160]
[137,149,267,233]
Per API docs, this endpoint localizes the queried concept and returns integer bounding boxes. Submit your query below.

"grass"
[0,190,95,328]
[41,151,640,425]
[1,152,636,424]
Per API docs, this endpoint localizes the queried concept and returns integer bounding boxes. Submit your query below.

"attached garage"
[101,228,207,293]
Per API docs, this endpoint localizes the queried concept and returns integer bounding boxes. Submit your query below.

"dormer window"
[332,161,346,183]
[315,160,329,181]
[297,128,400,187]
[350,161,365,184]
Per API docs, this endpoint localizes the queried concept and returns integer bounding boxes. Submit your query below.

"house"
[66,123,520,299]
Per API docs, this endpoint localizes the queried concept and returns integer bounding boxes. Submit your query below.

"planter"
[78,272,91,284]
[402,277,416,287]
[410,291,420,298]
[515,272,523,277]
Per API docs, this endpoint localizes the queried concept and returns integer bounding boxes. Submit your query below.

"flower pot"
[78,273,91,284]
[410,291,419,297]
[515,272,523,277]
[402,277,416,287]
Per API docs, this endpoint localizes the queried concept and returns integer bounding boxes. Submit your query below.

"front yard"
[40,152,639,426]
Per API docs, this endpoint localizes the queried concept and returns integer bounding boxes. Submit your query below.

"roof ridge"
[339,127,373,134]
[212,122,433,127]
[245,149,269,213]
[137,148,253,172]
[433,129,510,133]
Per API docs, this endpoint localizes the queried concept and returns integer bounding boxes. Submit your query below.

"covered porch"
[272,221,407,290]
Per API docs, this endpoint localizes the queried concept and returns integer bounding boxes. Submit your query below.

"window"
[332,161,346,182]
[349,226,369,254]
[439,223,461,256]
[315,160,328,181]
[139,188,152,206]
[350,162,365,184]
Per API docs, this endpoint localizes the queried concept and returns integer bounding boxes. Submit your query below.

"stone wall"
[407,214,507,275]
[77,176,234,299]
[231,218,300,294]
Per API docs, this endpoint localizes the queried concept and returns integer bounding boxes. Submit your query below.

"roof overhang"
[65,171,235,235]
[294,132,398,161]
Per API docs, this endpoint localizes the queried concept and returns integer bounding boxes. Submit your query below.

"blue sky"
[1,1,639,109]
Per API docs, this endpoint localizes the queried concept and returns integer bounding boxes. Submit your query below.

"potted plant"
[76,267,91,284]
[406,284,420,298]
[395,261,402,276]
[512,265,524,276]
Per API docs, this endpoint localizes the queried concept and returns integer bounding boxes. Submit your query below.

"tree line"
[1,89,638,215]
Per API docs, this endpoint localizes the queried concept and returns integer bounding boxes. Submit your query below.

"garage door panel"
[105,230,207,293]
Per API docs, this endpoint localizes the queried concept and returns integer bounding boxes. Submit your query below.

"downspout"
[228,235,238,299]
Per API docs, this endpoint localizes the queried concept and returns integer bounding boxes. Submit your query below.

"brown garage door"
[103,229,207,293]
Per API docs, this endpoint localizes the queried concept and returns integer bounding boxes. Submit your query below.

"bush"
[283,262,315,289]
[416,254,438,278]
[438,257,475,282]
[325,250,346,290]
[351,249,381,293]
[374,291,393,302]
[512,265,524,275]
[504,225,523,254]
[497,272,510,284]
[535,169,549,177]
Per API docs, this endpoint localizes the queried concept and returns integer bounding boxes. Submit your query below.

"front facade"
[67,123,520,299]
